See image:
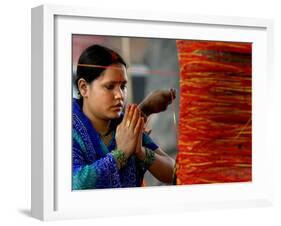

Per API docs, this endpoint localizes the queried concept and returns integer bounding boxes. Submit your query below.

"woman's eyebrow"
[105,80,127,84]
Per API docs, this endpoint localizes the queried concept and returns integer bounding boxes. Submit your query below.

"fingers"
[122,104,131,124]
[170,88,176,100]
[130,105,140,129]
[134,116,144,136]
[123,104,135,128]
[163,89,176,101]
[116,105,143,157]
[163,88,176,105]
[167,88,176,102]
[122,104,141,130]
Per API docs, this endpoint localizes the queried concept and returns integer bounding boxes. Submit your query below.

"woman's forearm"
[147,149,175,184]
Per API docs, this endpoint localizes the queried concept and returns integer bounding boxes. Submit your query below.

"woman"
[72,44,175,189]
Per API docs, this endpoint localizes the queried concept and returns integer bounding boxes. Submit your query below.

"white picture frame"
[31,4,274,221]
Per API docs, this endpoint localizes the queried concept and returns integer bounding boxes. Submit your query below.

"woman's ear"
[77,78,89,98]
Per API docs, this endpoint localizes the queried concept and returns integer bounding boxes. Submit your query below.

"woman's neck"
[82,104,111,136]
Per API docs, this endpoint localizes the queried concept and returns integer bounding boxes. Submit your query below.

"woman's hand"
[139,88,176,118]
[115,104,144,158]
[134,119,146,161]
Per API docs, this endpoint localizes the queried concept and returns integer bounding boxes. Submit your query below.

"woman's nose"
[114,87,124,99]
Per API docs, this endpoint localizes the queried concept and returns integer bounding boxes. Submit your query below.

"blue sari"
[72,98,159,189]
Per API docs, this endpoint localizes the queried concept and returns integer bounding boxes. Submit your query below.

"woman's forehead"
[101,64,127,80]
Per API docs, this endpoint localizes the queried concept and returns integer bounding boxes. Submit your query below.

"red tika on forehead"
[111,52,118,61]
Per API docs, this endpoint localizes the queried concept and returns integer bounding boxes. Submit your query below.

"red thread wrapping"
[175,40,252,184]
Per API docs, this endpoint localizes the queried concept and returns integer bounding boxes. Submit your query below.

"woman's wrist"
[138,148,156,169]
[144,148,156,168]
[135,147,146,161]
[111,149,128,169]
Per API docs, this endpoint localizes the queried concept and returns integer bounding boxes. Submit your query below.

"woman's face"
[83,63,128,121]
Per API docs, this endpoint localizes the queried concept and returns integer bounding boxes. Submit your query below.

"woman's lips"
[112,104,123,110]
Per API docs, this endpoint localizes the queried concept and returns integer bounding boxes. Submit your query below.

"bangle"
[111,149,128,169]
[143,148,156,169]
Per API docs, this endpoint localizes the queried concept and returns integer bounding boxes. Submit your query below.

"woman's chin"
[109,111,122,119]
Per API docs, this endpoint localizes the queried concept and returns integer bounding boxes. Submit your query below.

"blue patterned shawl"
[72,98,158,189]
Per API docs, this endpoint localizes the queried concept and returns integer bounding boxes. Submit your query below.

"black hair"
[75,44,127,97]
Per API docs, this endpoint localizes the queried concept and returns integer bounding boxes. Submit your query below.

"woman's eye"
[121,84,127,90]
[105,84,114,90]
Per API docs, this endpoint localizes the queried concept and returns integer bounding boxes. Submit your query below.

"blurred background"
[72,35,180,186]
